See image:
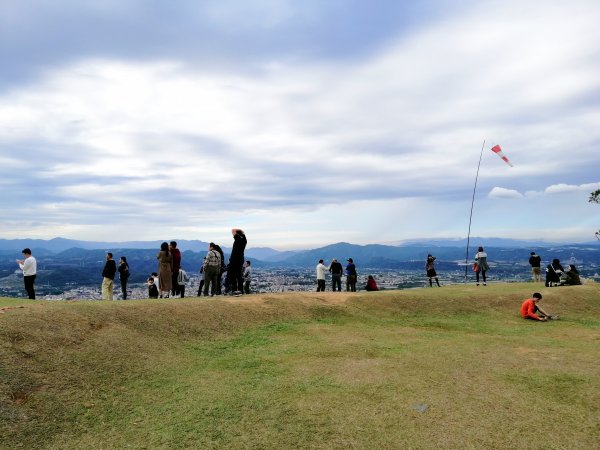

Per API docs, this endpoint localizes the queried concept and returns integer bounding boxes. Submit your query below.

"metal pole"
[465,140,486,280]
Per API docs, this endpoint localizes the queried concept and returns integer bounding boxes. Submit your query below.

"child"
[520,293,558,321]
[147,276,159,299]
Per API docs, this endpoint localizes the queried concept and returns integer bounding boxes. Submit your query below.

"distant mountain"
[1,237,598,266]
[0,237,212,253]
[278,241,600,267]
[395,237,599,248]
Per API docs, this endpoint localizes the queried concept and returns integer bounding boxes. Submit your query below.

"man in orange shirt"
[520,293,553,321]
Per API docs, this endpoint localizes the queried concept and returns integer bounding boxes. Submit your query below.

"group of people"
[14,238,585,300]
[315,258,377,291]
[529,252,582,287]
[196,229,249,297]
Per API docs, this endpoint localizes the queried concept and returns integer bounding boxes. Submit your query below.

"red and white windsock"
[491,144,513,167]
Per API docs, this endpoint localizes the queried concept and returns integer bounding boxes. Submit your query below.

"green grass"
[1,283,599,449]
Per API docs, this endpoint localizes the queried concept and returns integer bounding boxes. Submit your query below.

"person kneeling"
[520,293,557,321]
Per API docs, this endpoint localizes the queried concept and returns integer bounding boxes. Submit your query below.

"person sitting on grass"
[365,275,379,291]
[560,264,582,286]
[520,293,556,321]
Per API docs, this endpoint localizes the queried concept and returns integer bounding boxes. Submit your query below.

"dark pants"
[346,275,357,292]
[120,279,128,299]
[171,270,181,296]
[24,275,36,299]
[197,279,205,296]
[317,279,326,292]
[331,274,342,291]
[204,266,219,296]
[476,270,487,283]
[229,262,244,293]
[244,280,251,295]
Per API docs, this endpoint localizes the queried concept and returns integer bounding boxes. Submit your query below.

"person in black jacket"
[560,265,582,286]
[102,252,117,300]
[211,243,226,295]
[545,258,564,287]
[529,252,542,282]
[329,259,344,292]
[118,256,130,300]
[227,228,247,295]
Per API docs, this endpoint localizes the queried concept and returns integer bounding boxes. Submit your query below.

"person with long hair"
[474,246,490,286]
[118,256,130,300]
[561,264,582,286]
[425,254,441,287]
[156,242,173,298]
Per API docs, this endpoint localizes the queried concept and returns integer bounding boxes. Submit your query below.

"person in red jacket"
[520,293,553,321]
[365,275,379,291]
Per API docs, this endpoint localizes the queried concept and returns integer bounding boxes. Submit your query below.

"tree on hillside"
[590,189,600,240]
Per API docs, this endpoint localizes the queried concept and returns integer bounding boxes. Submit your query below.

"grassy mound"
[1,283,599,449]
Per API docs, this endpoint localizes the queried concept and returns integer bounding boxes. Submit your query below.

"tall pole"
[465,140,486,280]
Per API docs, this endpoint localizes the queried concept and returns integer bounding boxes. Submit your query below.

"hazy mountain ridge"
[2,236,597,259]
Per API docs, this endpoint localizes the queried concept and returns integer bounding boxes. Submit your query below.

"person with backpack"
[203,243,222,297]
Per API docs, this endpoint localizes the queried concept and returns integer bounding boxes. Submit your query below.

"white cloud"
[488,187,523,199]
[545,182,600,195]
[1,0,600,246]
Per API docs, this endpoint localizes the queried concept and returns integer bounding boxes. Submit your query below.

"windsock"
[491,145,513,167]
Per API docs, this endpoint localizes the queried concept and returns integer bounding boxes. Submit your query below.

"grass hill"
[1,283,598,449]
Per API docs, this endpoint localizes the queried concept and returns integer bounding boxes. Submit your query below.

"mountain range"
[1,237,598,266]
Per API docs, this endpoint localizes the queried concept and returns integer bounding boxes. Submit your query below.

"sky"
[1,0,599,250]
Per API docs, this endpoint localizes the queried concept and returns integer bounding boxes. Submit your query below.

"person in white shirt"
[316,259,328,292]
[16,248,37,299]
[243,260,252,294]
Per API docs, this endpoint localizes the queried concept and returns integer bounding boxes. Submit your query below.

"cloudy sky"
[1,0,599,249]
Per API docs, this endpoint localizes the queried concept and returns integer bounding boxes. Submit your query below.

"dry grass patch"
[0,282,598,449]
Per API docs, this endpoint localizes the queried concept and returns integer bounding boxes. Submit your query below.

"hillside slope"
[1,283,599,449]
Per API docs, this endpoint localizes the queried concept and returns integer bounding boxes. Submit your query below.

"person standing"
[211,243,226,295]
[228,228,247,295]
[101,252,117,300]
[203,243,222,297]
[243,260,252,294]
[16,248,37,299]
[316,259,328,292]
[329,258,343,292]
[345,258,357,292]
[425,254,441,287]
[197,264,205,296]
[474,246,490,286]
[118,256,130,300]
[177,268,189,297]
[529,251,542,282]
[169,241,182,297]
[156,242,173,298]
